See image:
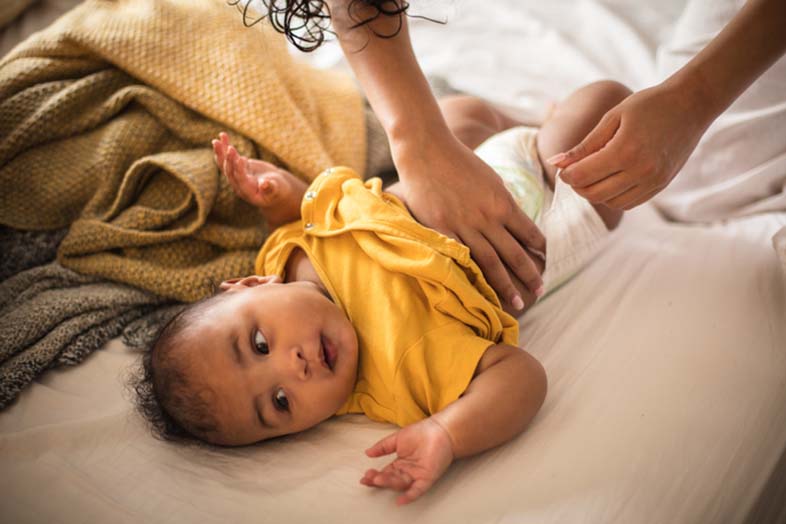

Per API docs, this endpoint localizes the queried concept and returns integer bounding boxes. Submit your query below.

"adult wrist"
[664,67,725,128]
[386,106,452,146]
[387,118,454,180]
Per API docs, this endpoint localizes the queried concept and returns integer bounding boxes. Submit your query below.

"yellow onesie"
[255,167,519,427]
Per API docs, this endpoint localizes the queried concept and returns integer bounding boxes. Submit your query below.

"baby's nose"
[290,346,309,379]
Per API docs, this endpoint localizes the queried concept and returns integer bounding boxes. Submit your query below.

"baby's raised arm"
[213,132,308,229]
[361,345,547,505]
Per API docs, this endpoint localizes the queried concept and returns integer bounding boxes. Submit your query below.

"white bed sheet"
[2,1,786,523]
[2,207,784,524]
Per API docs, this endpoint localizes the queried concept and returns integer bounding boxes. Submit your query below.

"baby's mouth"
[320,334,336,372]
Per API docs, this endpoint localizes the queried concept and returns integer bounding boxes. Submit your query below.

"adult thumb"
[546,112,620,168]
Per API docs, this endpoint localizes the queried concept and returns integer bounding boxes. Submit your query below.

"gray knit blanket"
[0,225,184,409]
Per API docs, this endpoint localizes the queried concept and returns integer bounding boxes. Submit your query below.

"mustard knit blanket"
[0,0,366,302]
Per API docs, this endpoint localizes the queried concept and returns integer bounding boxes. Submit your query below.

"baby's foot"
[213,132,307,228]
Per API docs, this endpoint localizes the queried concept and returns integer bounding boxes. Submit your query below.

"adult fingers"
[622,184,664,210]
[560,145,624,189]
[605,183,663,210]
[462,230,527,309]
[486,224,544,299]
[573,170,637,204]
[438,228,461,243]
[365,431,399,458]
[505,206,546,256]
[548,111,620,169]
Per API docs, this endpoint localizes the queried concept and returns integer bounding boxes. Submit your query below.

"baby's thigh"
[537,80,631,229]
[537,80,632,182]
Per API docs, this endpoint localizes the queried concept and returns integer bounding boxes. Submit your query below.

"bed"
[2,1,785,523]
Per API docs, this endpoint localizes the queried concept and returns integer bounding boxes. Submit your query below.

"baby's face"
[183,277,358,446]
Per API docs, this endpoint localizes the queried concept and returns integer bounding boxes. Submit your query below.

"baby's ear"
[218,274,283,291]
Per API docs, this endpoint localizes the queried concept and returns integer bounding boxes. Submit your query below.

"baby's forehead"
[180,317,230,357]
[187,293,244,330]
[162,315,232,374]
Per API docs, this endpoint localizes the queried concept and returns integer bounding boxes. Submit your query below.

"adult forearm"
[325,0,450,157]
[431,345,547,459]
[669,0,786,122]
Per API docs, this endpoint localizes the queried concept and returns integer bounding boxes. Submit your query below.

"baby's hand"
[360,417,455,505]
[212,132,307,228]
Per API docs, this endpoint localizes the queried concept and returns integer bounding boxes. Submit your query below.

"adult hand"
[393,133,546,309]
[360,417,454,505]
[550,81,713,210]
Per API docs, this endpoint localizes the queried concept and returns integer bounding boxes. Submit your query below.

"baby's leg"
[213,133,307,229]
[537,81,632,229]
[437,94,535,150]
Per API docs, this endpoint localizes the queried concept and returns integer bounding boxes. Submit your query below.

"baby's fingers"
[224,146,237,181]
[395,479,431,506]
[211,140,219,164]
[361,469,413,492]
[234,150,269,199]
[360,468,380,486]
[213,132,234,163]
[233,148,248,180]
[366,431,399,458]
[212,140,225,170]
[223,147,250,200]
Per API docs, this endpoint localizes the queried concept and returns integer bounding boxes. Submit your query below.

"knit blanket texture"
[0,0,367,407]
[0,0,366,303]
[0,254,183,409]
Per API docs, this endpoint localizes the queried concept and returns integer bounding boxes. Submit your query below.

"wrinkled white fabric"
[654,0,786,223]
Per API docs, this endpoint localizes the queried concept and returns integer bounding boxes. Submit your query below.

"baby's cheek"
[327,375,354,415]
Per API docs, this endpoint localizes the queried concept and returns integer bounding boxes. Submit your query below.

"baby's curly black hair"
[130,293,233,446]
[228,0,442,52]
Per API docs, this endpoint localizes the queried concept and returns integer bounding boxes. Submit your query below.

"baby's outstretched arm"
[213,132,308,229]
[360,345,546,505]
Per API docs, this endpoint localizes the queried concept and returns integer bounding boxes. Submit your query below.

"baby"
[135,80,631,505]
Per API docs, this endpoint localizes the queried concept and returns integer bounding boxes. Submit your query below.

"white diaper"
[473,126,611,294]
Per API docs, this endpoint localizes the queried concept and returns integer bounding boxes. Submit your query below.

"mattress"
[2,1,785,523]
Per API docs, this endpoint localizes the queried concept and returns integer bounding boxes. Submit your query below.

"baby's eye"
[274,388,289,412]
[253,329,269,355]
